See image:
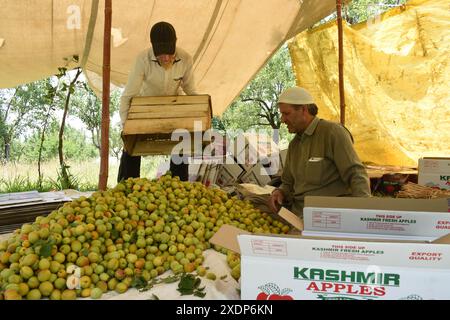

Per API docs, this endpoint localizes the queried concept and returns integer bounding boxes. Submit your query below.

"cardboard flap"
[304,196,449,212]
[209,224,251,254]
[278,207,304,231]
[431,233,450,244]
[303,196,450,239]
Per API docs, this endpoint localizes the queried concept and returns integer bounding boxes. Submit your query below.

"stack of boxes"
[418,157,450,190]
[189,133,288,188]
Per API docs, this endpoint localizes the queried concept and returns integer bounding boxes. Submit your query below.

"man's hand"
[268,189,285,213]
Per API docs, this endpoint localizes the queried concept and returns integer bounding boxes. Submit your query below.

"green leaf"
[81,248,89,257]
[194,291,206,298]
[131,276,147,289]
[129,232,137,243]
[39,242,52,258]
[32,239,45,248]
[138,283,154,292]
[220,275,227,280]
[163,275,180,284]
[178,288,194,296]
[193,277,201,289]
[176,273,207,298]
[178,274,196,290]
[110,229,119,240]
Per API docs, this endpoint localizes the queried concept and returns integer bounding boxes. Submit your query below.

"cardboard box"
[202,164,222,186]
[228,134,255,172]
[258,154,281,176]
[188,162,201,182]
[302,197,450,241]
[210,197,450,300]
[259,148,286,176]
[238,233,450,300]
[240,163,271,186]
[189,156,224,184]
[211,224,450,300]
[231,133,279,172]
[215,164,244,187]
[418,157,450,190]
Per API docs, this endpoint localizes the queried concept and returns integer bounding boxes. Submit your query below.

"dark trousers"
[117,150,189,183]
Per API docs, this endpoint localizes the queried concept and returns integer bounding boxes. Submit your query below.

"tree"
[0,89,14,161]
[18,123,97,162]
[211,116,228,135]
[344,0,405,25]
[34,78,63,187]
[0,81,52,162]
[212,45,295,145]
[70,85,121,153]
[237,45,295,129]
[109,125,123,161]
[55,62,83,189]
[314,0,407,26]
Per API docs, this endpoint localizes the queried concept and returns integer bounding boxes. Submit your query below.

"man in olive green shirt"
[269,87,370,216]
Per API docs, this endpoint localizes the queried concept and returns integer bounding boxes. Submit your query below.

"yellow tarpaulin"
[288,0,450,167]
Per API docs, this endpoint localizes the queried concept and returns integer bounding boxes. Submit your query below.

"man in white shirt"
[118,21,197,182]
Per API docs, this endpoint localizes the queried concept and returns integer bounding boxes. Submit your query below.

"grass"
[0,156,169,193]
[0,176,56,193]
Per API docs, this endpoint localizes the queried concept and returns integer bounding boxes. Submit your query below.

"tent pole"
[99,0,112,191]
[336,0,345,125]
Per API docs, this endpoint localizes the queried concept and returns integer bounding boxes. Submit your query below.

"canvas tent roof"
[0,0,336,115]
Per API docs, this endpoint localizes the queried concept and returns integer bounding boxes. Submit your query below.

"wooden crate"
[122,95,212,156]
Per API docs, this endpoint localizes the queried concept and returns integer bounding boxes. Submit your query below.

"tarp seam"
[81,0,99,68]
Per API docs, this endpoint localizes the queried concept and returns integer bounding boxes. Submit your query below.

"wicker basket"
[396,182,450,199]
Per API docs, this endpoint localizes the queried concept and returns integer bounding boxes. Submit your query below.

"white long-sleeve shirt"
[119,46,197,126]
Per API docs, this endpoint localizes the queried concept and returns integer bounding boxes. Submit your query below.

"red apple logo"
[256,292,269,300]
[256,283,294,300]
[268,293,294,300]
